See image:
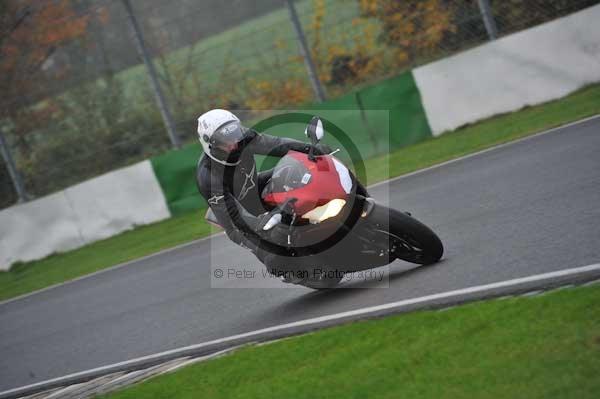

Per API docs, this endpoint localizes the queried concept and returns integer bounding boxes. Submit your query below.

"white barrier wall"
[413,5,600,136]
[65,161,170,243]
[0,160,170,271]
[0,192,84,269]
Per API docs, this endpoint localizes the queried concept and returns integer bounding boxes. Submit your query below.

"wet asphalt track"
[1,117,599,391]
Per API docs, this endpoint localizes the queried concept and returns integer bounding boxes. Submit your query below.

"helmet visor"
[209,121,247,163]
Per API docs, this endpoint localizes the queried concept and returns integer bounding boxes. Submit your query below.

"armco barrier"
[413,4,600,136]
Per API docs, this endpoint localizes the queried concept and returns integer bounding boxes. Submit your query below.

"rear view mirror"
[305,116,324,145]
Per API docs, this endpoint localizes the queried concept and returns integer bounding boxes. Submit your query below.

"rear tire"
[370,206,443,265]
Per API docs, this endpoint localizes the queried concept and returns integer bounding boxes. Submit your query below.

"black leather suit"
[196,129,315,258]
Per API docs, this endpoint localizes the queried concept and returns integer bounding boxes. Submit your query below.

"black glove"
[312,143,333,155]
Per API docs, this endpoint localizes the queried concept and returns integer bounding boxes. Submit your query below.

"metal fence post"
[122,0,181,148]
[477,0,498,40]
[285,0,326,102]
[0,128,29,203]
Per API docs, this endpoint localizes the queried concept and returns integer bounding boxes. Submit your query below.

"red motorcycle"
[207,117,443,289]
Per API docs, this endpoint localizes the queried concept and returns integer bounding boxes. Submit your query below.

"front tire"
[368,206,443,265]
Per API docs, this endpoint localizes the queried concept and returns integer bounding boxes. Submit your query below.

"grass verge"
[100,284,600,398]
[1,84,599,301]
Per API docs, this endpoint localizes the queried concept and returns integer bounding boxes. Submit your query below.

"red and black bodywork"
[206,127,443,288]
[261,151,350,215]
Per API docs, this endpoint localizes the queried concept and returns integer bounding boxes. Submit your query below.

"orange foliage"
[1,0,90,81]
[0,0,98,137]
[245,78,312,110]
[308,0,385,88]
[359,0,456,63]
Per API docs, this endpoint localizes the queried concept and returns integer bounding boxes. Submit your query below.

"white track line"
[3,263,598,399]
[1,113,598,307]
[124,263,600,352]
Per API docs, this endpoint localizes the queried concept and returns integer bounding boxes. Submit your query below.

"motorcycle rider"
[195,109,330,276]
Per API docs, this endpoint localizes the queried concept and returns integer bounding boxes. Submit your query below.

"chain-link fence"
[1,0,598,209]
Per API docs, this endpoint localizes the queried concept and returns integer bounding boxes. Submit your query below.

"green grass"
[1,84,599,301]
[100,284,600,399]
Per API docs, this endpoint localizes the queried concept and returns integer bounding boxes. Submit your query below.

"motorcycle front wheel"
[369,206,444,265]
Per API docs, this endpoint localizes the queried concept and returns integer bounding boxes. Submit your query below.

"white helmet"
[197,109,248,165]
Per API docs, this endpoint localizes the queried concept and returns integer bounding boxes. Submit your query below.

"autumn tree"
[358,0,455,66]
[0,0,91,152]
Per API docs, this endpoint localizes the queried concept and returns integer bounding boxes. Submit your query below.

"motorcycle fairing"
[262,151,349,216]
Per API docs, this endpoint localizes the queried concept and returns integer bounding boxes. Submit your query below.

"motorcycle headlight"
[302,199,346,223]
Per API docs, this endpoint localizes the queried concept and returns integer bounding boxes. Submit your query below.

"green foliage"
[21,76,170,196]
